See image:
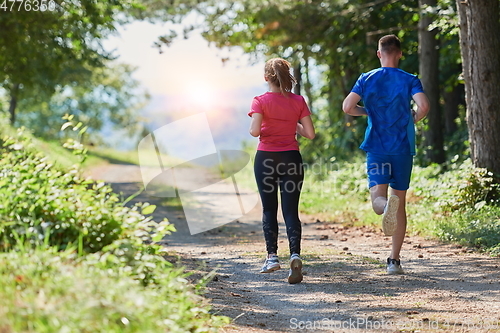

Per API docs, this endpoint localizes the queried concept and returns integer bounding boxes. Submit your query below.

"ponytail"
[265,58,297,96]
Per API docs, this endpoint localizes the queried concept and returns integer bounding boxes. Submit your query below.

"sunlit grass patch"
[0,248,229,332]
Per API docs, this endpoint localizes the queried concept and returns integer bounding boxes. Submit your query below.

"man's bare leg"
[370,184,388,215]
[370,185,408,262]
[389,188,407,260]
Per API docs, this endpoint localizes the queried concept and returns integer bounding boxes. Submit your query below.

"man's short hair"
[379,34,401,54]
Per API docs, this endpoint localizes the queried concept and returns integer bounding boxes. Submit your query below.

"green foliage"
[412,158,500,211]
[410,159,500,253]
[0,247,229,332]
[0,128,164,253]
[435,206,500,251]
[0,0,202,98]
[0,1,124,98]
[0,119,228,331]
[0,0,188,134]
[448,167,500,211]
[16,62,149,142]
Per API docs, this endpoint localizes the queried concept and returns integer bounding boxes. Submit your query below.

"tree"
[419,0,445,164]
[16,63,149,141]
[0,3,125,125]
[0,0,198,126]
[422,0,466,159]
[456,0,500,174]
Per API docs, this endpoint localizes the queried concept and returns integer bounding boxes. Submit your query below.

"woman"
[248,58,315,284]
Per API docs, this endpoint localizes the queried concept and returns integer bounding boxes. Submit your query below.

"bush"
[416,159,500,210]
[0,130,158,253]
[435,206,500,250]
[411,158,500,253]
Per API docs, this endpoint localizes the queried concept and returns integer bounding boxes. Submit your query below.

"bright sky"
[105,19,266,113]
[104,19,266,151]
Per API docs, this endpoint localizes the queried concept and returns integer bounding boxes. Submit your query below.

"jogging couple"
[248,34,430,284]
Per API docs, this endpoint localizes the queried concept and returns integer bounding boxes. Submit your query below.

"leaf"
[79,126,88,136]
[474,201,486,211]
[141,205,156,215]
[61,122,73,131]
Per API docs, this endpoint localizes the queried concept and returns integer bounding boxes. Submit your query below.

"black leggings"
[254,150,304,256]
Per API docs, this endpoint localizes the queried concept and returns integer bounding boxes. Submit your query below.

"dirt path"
[88,164,500,333]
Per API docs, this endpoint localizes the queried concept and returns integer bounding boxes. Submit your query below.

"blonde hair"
[264,58,296,96]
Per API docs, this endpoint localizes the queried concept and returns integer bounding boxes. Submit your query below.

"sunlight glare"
[185,80,217,109]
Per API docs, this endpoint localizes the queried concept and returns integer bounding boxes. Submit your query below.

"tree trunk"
[419,0,445,164]
[293,63,301,95]
[457,0,500,174]
[303,56,314,113]
[443,84,464,135]
[9,83,20,125]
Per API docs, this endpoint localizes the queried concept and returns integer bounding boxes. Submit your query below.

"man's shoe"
[260,255,281,273]
[288,253,303,284]
[382,195,399,236]
[387,257,404,274]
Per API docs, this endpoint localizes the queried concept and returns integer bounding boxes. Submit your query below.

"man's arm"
[412,92,430,123]
[342,92,367,116]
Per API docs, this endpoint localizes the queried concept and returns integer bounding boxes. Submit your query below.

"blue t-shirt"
[351,67,424,155]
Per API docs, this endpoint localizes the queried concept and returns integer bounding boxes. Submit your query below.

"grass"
[299,158,379,226]
[86,147,139,167]
[0,247,228,333]
[2,133,133,171]
[3,123,182,171]
[159,196,184,210]
[94,146,189,169]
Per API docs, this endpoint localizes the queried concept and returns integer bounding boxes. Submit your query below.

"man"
[342,34,430,274]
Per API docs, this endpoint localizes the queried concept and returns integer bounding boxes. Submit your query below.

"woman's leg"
[278,151,304,256]
[254,151,280,255]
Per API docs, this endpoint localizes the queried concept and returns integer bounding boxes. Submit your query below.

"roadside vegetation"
[299,155,500,256]
[0,116,229,332]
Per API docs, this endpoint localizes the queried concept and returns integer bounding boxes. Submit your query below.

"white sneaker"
[382,195,399,236]
[260,255,280,273]
[288,253,303,284]
[387,258,404,274]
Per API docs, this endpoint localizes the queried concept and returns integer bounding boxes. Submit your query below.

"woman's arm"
[249,113,263,137]
[297,115,315,139]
